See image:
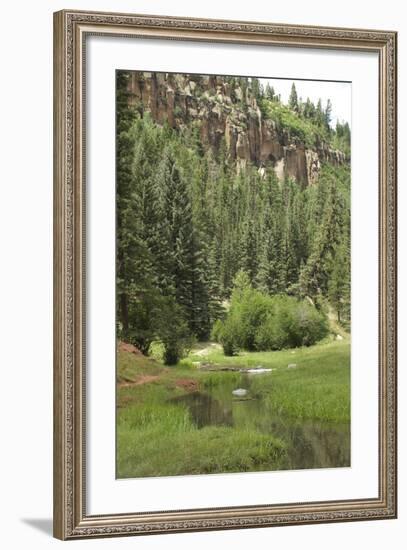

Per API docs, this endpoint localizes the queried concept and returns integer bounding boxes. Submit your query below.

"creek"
[170,371,350,470]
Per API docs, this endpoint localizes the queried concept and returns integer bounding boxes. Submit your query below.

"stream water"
[170,372,350,471]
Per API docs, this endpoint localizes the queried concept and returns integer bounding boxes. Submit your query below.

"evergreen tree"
[325,99,333,131]
[298,169,346,298]
[162,154,195,318]
[240,220,258,284]
[190,231,212,339]
[157,296,194,365]
[265,83,275,101]
[250,77,262,100]
[303,97,315,119]
[116,72,160,347]
[288,83,299,112]
[328,241,350,324]
[116,81,168,352]
[116,71,352,361]
[206,243,225,324]
[256,173,286,294]
[116,70,134,337]
[316,98,325,126]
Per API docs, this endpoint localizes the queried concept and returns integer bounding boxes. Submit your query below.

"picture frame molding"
[53,9,397,540]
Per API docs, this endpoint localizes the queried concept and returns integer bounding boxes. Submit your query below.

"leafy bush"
[220,277,329,353]
[255,313,287,351]
[256,296,329,349]
[220,315,241,356]
[229,288,271,351]
[210,319,224,343]
[261,101,329,148]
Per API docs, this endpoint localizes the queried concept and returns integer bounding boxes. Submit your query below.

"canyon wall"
[127,72,347,186]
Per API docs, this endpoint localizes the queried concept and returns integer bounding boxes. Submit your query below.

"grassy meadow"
[117,337,350,478]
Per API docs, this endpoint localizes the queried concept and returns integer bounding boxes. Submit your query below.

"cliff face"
[127,72,346,186]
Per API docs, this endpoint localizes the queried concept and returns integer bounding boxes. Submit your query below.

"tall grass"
[201,371,242,388]
[117,339,350,477]
[250,362,350,422]
[191,340,350,422]
[117,411,286,478]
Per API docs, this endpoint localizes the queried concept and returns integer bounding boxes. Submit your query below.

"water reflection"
[171,392,234,428]
[170,373,350,471]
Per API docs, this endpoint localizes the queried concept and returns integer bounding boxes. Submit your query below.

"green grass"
[117,403,286,478]
[116,339,350,477]
[188,339,350,422]
[117,349,163,383]
[200,371,242,388]
[188,338,348,370]
[250,350,350,422]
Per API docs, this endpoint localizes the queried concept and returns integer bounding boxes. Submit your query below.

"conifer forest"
[116,71,351,478]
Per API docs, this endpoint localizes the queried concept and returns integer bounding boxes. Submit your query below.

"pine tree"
[116,71,134,337]
[325,99,333,131]
[265,83,275,101]
[116,72,352,357]
[288,82,299,112]
[166,156,194,303]
[328,241,350,324]
[303,97,315,119]
[206,243,225,323]
[240,220,258,284]
[190,231,212,339]
[298,168,346,298]
[250,77,262,100]
[284,179,305,287]
[316,98,324,126]
[155,148,211,337]
[256,173,286,294]
[116,93,166,352]
[116,71,158,345]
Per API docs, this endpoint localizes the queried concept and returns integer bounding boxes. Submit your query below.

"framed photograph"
[53,9,397,540]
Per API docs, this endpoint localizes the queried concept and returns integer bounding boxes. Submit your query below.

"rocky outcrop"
[127,72,347,186]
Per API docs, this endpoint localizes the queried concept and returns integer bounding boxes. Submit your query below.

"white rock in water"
[232,388,248,397]
[287,364,297,369]
[246,368,273,374]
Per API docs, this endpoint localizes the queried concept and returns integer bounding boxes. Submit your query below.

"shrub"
[210,319,224,343]
[254,295,329,350]
[221,281,329,353]
[232,288,271,350]
[220,315,241,356]
[261,101,329,148]
[255,315,287,351]
[210,318,240,355]
[289,301,329,346]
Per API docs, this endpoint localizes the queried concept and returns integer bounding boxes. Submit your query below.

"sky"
[259,78,351,129]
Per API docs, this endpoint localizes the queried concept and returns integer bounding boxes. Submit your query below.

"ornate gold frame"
[53,9,397,540]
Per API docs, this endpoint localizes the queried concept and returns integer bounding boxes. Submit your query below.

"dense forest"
[116,71,351,364]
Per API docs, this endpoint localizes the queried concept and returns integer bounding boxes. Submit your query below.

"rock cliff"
[127,72,347,186]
